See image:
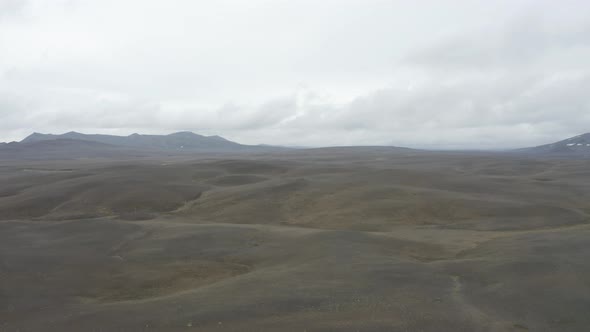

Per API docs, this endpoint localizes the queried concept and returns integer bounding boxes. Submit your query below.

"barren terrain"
[1,149,590,331]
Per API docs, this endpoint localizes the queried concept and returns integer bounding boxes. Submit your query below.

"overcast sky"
[1,0,589,148]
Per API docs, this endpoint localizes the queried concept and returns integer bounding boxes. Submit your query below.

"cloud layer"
[1,0,589,148]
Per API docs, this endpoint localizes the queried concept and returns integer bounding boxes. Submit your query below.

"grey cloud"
[214,97,298,130]
[1,0,590,149]
[0,0,27,20]
[405,7,590,71]
[251,72,590,148]
[2,70,589,149]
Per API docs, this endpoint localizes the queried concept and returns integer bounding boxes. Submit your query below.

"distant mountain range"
[0,131,286,160]
[2,130,590,160]
[21,131,247,150]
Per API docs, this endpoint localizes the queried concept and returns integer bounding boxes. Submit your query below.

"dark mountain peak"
[168,131,203,138]
[25,132,43,139]
[550,132,590,148]
[22,132,54,143]
[563,132,590,142]
[519,132,590,156]
[61,131,87,139]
